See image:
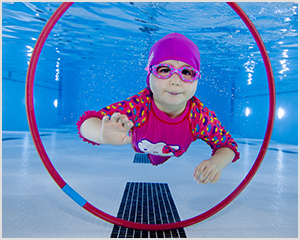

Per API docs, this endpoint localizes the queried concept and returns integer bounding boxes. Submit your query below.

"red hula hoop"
[25,2,276,231]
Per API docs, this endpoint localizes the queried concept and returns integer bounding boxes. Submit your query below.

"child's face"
[149,60,198,111]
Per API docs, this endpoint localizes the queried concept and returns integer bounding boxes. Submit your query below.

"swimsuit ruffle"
[76,110,102,145]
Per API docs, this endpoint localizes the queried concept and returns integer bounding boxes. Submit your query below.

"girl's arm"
[80,113,133,145]
[191,97,240,163]
[77,87,151,146]
[193,147,235,184]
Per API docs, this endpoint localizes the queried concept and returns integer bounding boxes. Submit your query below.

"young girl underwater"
[77,33,240,184]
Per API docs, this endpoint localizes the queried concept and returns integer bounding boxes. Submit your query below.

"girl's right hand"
[100,112,133,145]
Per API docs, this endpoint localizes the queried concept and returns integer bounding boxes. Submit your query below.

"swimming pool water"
[2,2,298,238]
[2,2,298,143]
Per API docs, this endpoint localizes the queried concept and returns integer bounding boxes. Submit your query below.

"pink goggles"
[149,63,201,82]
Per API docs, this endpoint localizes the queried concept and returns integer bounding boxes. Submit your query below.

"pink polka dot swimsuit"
[77,87,240,165]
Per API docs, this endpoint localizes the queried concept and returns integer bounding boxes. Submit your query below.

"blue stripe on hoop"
[62,184,87,207]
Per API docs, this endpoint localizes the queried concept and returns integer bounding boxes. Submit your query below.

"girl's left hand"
[193,159,222,184]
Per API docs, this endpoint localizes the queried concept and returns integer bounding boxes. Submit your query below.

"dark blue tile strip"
[236,141,298,154]
[133,153,151,164]
[111,182,186,238]
[2,133,52,142]
[236,141,256,145]
[280,150,298,154]
[268,148,297,154]
[40,133,52,137]
[2,137,22,141]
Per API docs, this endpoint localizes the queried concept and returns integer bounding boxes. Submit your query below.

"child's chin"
[165,98,185,106]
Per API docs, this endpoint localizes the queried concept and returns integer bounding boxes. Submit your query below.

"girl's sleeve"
[76,88,151,145]
[191,99,240,162]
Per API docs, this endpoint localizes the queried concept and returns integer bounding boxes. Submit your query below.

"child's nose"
[169,73,182,86]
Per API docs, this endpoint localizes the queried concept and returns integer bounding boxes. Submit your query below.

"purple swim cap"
[146,33,200,88]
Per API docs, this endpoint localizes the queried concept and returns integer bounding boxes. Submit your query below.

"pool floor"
[2,129,298,238]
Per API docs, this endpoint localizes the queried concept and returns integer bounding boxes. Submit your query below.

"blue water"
[2,2,298,144]
[2,3,298,238]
